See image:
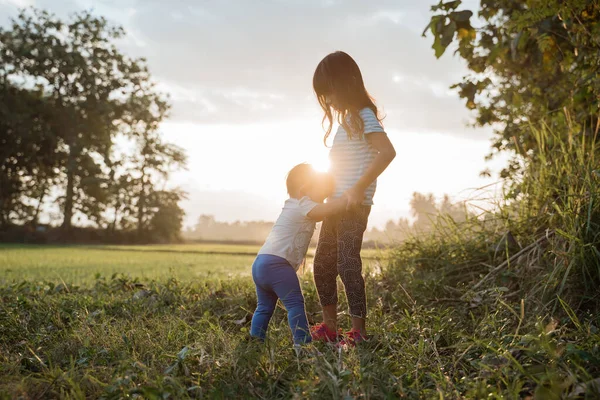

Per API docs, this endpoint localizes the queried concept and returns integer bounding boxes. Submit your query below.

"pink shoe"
[310,323,339,342]
[338,329,366,347]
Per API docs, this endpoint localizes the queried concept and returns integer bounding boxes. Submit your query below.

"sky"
[0,0,508,229]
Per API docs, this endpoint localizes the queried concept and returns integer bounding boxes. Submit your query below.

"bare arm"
[307,196,347,221]
[346,132,396,208]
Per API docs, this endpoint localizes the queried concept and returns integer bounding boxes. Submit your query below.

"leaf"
[441,21,457,48]
[432,0,461,12]
[432,36,445,59]
[451,10,473,22]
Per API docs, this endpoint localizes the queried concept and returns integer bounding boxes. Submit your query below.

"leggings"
[313,206,371,319]
[250,254,311,344]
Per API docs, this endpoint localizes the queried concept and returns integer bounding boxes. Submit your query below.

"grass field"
[1,241,598,399]
[0,243,388,285]
[0,244,256,285]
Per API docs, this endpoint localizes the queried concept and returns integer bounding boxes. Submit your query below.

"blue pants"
[250,254,311,344]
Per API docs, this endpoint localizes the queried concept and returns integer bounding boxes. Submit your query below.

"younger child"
[250,163,346,346]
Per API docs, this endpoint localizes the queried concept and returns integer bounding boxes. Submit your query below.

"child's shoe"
[310,323,339,342]
[338,329,366,348]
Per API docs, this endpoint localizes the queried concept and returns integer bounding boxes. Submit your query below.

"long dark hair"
[313,51,381,145]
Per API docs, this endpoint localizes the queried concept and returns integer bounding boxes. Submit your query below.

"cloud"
[0,0,485,139]
[0,0,33,7]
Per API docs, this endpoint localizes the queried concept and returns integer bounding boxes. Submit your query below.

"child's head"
[286,163,334,202]
[313,51,380,144]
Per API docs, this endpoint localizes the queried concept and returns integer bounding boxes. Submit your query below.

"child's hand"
[344,188,365,210]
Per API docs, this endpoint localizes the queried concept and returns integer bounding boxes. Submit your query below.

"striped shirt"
[329,108,384,206]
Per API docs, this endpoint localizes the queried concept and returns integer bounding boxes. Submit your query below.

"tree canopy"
[0,8,186,243]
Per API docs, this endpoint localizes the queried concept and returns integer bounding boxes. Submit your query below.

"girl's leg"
[271,263,311,344]
[337,206,371,337]
[313,216,339,332]
[250,257,278,341]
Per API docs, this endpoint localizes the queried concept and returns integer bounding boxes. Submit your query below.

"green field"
[0,244,256,284]
[1,240,598,399]
[0,243,388,285]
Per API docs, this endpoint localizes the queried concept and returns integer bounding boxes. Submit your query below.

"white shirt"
[257,196,319,270]
[329,107,385,206]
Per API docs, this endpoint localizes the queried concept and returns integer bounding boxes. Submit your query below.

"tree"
[410,192,438,232]
[364,193,470,243]
[147,189,187,243]
[0,8,160,234]
[424,0,600,180]
[0,81,60,227]
[121,89,187,240]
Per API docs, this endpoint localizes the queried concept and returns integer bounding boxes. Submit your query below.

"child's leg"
[250,257,278,341]
[313,216,339,331]
[337,206,371,336]
[250,284,278,341]
[271,263,311,344]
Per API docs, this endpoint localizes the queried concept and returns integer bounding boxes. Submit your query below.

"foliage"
[392,121,600,313]
[0,8,186,242]
[147,190,187,243]
[0,83,58,226]
[424,0,600,180]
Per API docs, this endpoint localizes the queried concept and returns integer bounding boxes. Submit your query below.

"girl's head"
[313,51,380,144]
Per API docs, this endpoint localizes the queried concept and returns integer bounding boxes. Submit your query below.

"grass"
[93,243,389,260]
[0,244,388,286]
[1,261,598,399]
[0,244,256,285]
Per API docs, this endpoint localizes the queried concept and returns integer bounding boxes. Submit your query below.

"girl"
[310,51,396,346]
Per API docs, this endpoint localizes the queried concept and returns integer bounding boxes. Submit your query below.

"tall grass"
[519,123,600,309]
[388,121,600,314]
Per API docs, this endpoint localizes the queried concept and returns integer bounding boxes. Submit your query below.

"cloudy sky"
[1,0,507,228]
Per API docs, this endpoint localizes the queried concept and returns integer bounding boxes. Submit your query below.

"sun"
[311,153,330,172]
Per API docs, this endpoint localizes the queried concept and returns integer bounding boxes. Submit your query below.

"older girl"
[311,51,396,346]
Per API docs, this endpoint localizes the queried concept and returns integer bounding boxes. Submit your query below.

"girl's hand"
[344,188,365,210]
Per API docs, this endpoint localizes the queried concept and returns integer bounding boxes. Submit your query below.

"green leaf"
[432,36,445,58]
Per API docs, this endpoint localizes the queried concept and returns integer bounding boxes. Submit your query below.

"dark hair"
[313,51,381,145]
[286,163,316,195]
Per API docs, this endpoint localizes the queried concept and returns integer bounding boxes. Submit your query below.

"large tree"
[0,8,160,233]
[424,0,600,179]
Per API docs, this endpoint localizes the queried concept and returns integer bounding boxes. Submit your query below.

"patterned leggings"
[313,206,371,319]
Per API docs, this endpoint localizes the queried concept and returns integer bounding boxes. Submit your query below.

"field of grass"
[0,244,256,285]
[0,244,388,286]
[97,243,390,260]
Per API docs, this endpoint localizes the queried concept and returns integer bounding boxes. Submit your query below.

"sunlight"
[311,153,330,172]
